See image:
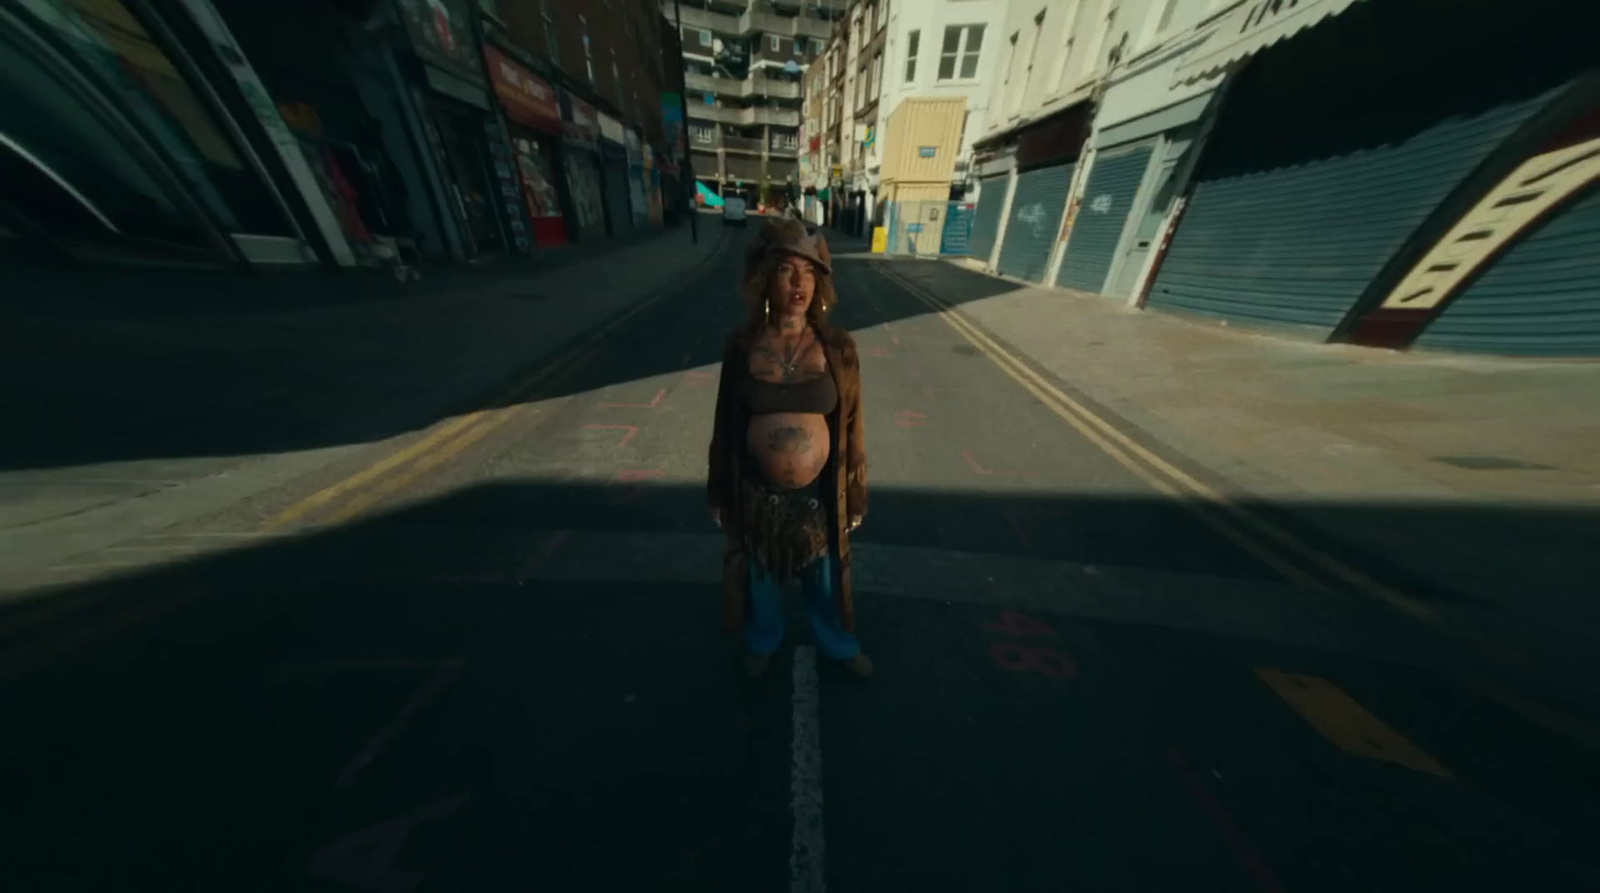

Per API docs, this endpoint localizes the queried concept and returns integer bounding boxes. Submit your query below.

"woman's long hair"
[741,221,837,332]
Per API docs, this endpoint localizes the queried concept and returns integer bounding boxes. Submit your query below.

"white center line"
[790,645,826,893]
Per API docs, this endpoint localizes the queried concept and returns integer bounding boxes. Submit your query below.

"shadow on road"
[2,479,1599,890]
[0,235,1015,477]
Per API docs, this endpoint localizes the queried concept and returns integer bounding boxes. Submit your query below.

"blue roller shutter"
[1414,185,1600,356]
[1057,144,1153,293]
[996,162,1074,283]
[1146,94,1552,332]
[967,174,1008,261]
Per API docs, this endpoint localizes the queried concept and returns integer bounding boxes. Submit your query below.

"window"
[937,24,984,81]
[1017,10,1045,111]
[698,28,712,48]
[904,29,919,82]
[1052,0,1081,89]
[541,0,557,60]
[1156,0,1178,32]
[1002,31,1017,95]
[770,35,781,53]
[814,38,826,54]
[580,16,594,82]
[611,51,621,104]
[871,50,882,98]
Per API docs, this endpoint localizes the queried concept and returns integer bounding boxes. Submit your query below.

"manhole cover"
[1433,455,1556,471]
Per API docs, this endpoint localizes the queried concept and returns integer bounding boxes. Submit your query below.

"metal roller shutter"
[1414,186,1600,356]
[967,174,1008,261]
[1147,94,1552,332]
[996,163,1073,283]
[1057,145,1153,294]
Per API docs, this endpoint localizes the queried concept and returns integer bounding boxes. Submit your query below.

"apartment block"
[669,0,847,205]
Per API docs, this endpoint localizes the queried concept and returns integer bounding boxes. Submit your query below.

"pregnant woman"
[708,218,871,679]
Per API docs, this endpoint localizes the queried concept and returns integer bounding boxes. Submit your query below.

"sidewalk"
[0,219,727,587]
[880,257,1600,696]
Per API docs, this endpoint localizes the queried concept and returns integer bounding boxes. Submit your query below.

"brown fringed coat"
[707,322,868,633]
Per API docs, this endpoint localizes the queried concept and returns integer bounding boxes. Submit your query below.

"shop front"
[394,0,508,260]
[598,112,633,237]
[647,148,664,227]
[559,91,608,241]
[1056,44,1223,299]
[1144,0,1592,345]
[967,147,1015,267]
[484,44,567,247]
[0,0,338,268]
[994,106,1091,284]
[625,128,649,230]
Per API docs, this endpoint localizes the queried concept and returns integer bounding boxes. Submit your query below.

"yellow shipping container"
[879,97,967,256]
[880,97,967,187]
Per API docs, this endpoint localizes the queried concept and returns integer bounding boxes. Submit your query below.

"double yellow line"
[263,269,704,532]
[877,263,1435,619]
[882,264,1600,754]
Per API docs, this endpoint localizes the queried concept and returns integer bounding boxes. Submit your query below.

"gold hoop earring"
[764,297,771,324]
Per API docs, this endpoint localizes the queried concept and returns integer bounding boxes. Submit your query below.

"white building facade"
[960,0,1600,357]
[874,0,1014,202]
[964,0,1230,287]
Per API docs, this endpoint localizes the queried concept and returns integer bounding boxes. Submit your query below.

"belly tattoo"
[767,425,813,452]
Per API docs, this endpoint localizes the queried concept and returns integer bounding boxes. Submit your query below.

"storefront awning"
[1174,0,1365,85]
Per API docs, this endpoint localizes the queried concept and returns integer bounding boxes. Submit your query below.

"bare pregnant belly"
[746,413,832,489]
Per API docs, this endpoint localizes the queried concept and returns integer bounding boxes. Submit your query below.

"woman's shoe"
[840,653,873,678]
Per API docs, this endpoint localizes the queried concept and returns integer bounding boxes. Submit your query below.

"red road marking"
[1170,747,1287,893]
[684,371,715,387]
[583,424,639,448]
[868,345,892,358]
[891,334,901,346]
[989,641,1079,677]
[963,450,995,476]
[611,469,666,504]
[601,387,667,409]
[963,450,1034,478]
[894,410,928,428]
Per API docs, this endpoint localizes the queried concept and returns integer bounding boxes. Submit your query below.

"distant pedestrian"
[707,218,872,678]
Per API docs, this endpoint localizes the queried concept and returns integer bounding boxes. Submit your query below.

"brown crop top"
[743,371,839,415]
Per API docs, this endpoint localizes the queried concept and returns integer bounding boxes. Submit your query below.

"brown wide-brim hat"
[748,217,832,276]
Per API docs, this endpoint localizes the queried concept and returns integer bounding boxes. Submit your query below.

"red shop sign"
[484,44,560,134]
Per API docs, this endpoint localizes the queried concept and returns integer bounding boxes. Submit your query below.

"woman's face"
[771,254,817,317]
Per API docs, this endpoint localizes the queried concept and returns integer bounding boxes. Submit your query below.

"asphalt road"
[2,231,1597,892]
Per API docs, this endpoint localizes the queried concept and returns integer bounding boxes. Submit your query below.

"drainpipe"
[673,0,698,243]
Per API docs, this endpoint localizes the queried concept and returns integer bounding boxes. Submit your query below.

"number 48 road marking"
[985,609,1078,679]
